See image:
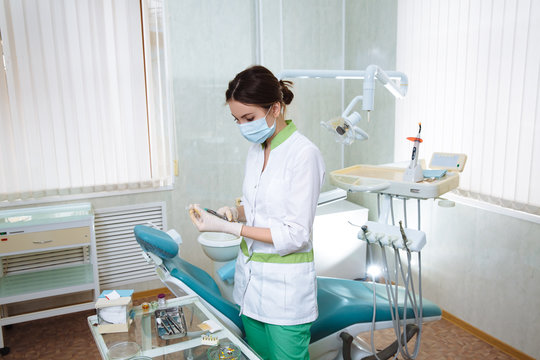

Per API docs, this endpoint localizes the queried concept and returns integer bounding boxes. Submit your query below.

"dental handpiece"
[360,225,369,241]
[398,221,410,252]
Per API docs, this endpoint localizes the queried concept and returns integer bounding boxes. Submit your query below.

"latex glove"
[188,204,243,237]
[217,206,239,222]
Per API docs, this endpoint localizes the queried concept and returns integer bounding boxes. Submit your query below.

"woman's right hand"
[188,204,243,237]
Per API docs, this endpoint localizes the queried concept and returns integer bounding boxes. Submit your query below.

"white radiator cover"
[94,202,167,288]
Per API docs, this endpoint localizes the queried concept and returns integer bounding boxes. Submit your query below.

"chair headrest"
[133,225,178,259]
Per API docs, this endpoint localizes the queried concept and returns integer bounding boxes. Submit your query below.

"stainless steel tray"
[154,306,187,340]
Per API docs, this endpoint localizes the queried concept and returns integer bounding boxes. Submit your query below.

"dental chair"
[133,225,441,360]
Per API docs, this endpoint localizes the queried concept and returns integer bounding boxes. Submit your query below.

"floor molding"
[442,310,534,360]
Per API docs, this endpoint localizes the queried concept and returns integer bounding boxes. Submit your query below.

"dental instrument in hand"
[204,208,229,221]
[186,205,227,221]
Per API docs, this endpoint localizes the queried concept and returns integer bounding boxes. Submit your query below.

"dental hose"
[398,249,420,359]
[375,236,423,359]
[369,238,397,360]
[393,242,423,359]
[363,222,424,360]
[375,242,401,360]
[363,226,390,360]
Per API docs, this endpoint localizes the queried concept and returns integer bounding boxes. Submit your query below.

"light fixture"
[321,95,368,145]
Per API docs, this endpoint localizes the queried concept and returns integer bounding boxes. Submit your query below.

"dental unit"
[133,224,441,360]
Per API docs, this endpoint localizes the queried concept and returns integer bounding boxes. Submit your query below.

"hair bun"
[279,80,294,105]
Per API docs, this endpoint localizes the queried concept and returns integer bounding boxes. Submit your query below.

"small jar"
[141,302,150,312]
[157,293,166,309]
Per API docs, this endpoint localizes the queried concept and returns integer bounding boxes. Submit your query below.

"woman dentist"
[189,65,325,360]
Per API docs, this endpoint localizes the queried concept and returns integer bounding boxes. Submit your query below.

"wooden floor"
[1,296,515,360]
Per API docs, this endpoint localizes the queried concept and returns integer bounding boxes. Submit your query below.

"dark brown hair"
[225,65,294,110]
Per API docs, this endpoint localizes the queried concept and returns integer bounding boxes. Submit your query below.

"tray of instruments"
[154,306,187,340]
[330,164,459,199]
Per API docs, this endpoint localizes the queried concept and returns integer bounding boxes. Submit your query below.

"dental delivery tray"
[330,164,459,199]
[154,306,187,340]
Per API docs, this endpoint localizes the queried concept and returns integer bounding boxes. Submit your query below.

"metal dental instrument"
[204,208,229,221]
[166,314,183,333]
[162,316,178,334]
[157,317,173,335]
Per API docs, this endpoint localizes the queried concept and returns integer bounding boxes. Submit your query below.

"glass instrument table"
[88,295,261,359]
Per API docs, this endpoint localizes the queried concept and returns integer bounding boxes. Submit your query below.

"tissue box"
[95,290,133,334]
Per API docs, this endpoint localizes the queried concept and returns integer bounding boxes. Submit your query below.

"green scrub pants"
[241,315,312,360]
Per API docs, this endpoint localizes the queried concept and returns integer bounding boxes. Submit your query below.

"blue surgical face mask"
[237,107,276,143]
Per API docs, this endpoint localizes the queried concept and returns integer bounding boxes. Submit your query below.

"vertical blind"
[0,0,173,202]
[395,0,540,216]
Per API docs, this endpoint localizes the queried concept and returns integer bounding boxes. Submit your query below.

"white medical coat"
[233,121,325,325]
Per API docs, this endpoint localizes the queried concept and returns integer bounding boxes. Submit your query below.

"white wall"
[421,201,540,358]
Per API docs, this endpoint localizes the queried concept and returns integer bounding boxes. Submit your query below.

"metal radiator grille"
[94,202,166,287]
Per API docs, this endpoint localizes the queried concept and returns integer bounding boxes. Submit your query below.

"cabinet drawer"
[0,227,91,254]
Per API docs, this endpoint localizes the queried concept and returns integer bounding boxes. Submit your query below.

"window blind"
[395,0,540,216]
[0,0,173,203]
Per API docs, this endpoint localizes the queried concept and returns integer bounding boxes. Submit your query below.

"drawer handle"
[33,240,53,244]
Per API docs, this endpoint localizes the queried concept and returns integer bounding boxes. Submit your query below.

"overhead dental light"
[321,95,368,145]
[279,64,408,145]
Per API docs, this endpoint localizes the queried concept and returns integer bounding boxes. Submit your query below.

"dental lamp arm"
[363,65,408,112]
[278,69,368,79]
[278,65,408,113]
[342,96,363,118]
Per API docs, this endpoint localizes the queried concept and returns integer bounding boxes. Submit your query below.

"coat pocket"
[258,263,317,320]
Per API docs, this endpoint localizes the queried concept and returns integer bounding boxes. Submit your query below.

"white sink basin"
[197,232,241,262]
